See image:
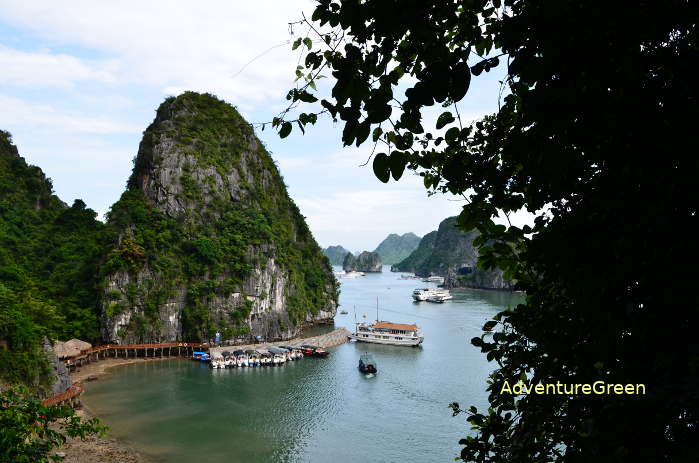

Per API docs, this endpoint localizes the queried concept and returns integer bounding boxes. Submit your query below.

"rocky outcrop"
[393,217,513,290]
[42,339,71,397]
[343,251,382,272]
[374,232,421,265]
[100,92,338,344]
[323,245,350,266]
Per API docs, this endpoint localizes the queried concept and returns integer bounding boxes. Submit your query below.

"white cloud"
[0,45,117,88]
[0,1,315,105]
[0,94,139,134]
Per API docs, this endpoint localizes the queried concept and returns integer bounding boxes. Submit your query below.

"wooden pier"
[42,382,84,407]
[62,342,209,370]
[42,342,209,408]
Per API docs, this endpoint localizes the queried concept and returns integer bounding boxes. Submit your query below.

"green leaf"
[279,122,292,138]
[483,320,498,331]
[372,152,390,183]
[292,38,302,50]
[372,127,383,142]
[389,151,407,180]
[303,37,313,50]
[436,111,455,130]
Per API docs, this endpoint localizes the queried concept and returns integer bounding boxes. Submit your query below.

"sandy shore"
[58,358,171,463]
[57,328,350,462]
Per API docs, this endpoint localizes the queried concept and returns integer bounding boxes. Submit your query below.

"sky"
[0,1,529,252]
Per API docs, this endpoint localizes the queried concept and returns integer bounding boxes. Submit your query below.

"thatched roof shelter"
[54,339,92,358]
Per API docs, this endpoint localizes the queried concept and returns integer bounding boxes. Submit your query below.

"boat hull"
[348,333,423,346]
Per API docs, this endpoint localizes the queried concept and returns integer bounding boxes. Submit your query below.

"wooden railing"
[42,382,84,407]
[78,342,209,357]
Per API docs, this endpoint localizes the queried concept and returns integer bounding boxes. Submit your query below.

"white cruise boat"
[343,271,365,279]
[412,288,452,301]
[348,321,424,346]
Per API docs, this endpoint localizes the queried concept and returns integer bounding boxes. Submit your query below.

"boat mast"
[376,296,379,323]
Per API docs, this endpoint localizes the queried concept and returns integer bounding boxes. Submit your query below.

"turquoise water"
[83,266,523,462]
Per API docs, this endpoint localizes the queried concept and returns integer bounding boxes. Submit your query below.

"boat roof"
[373,322,418,331]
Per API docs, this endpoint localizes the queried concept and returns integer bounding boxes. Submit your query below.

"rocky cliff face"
[342,251,382,272]
[100,92,338,344]
[42,339,71,397]
[393,217,513,290]
[374,232,421,265]
[323,245,350,266]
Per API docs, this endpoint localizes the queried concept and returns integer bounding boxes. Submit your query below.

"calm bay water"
[83,266,523,462]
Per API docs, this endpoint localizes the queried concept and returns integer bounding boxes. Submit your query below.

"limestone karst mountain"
[373,232,421,265]
[342,251,382,273]
[100,92,338,344]
[392,217,513,290]
[322,245,350,266]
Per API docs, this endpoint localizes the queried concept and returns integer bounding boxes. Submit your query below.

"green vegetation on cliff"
[0,130,106,390]
[393,217,511,290]
[322,245,350,266]
[102,92,338,343]
[374,233,421,265]
[391,231,437,272]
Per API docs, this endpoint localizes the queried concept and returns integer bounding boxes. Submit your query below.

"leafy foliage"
[0,386,105,463]
[281,1,698,460]
[0,130,107,388]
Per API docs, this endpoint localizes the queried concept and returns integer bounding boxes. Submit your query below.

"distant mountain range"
[322,245,350,265]
[392,217,513,290]
[373,232,422,265]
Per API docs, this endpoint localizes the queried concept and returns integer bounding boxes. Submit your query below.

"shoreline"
[59,357,172,463]
[58,328,350,462]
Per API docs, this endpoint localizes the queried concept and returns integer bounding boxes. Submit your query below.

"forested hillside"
[0,130,106,390]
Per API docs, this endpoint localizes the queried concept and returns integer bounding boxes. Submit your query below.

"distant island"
[392,217,513,290]
[322,245,351,265]
[343,251,382,272]
[373,232,421,265]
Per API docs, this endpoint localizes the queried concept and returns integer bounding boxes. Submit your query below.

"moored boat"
[300,344,329,357]
[348,321,424,346]
[358,353,377,374]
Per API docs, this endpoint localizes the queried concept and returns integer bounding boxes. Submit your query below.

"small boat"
[259,351,272,366]
[268,346,289,365]
[210,356,225,369]
[246,349,261,367]
[278,345,302,359]
[358,353,377,374]
[300,344,330,358]
[340,310,348,314]
[231,350,248,367]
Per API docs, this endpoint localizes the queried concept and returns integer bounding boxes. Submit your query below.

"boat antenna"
[376,296,379,323]
[354,305,357,325]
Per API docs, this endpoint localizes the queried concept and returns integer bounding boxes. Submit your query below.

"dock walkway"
[210,327,350,356]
